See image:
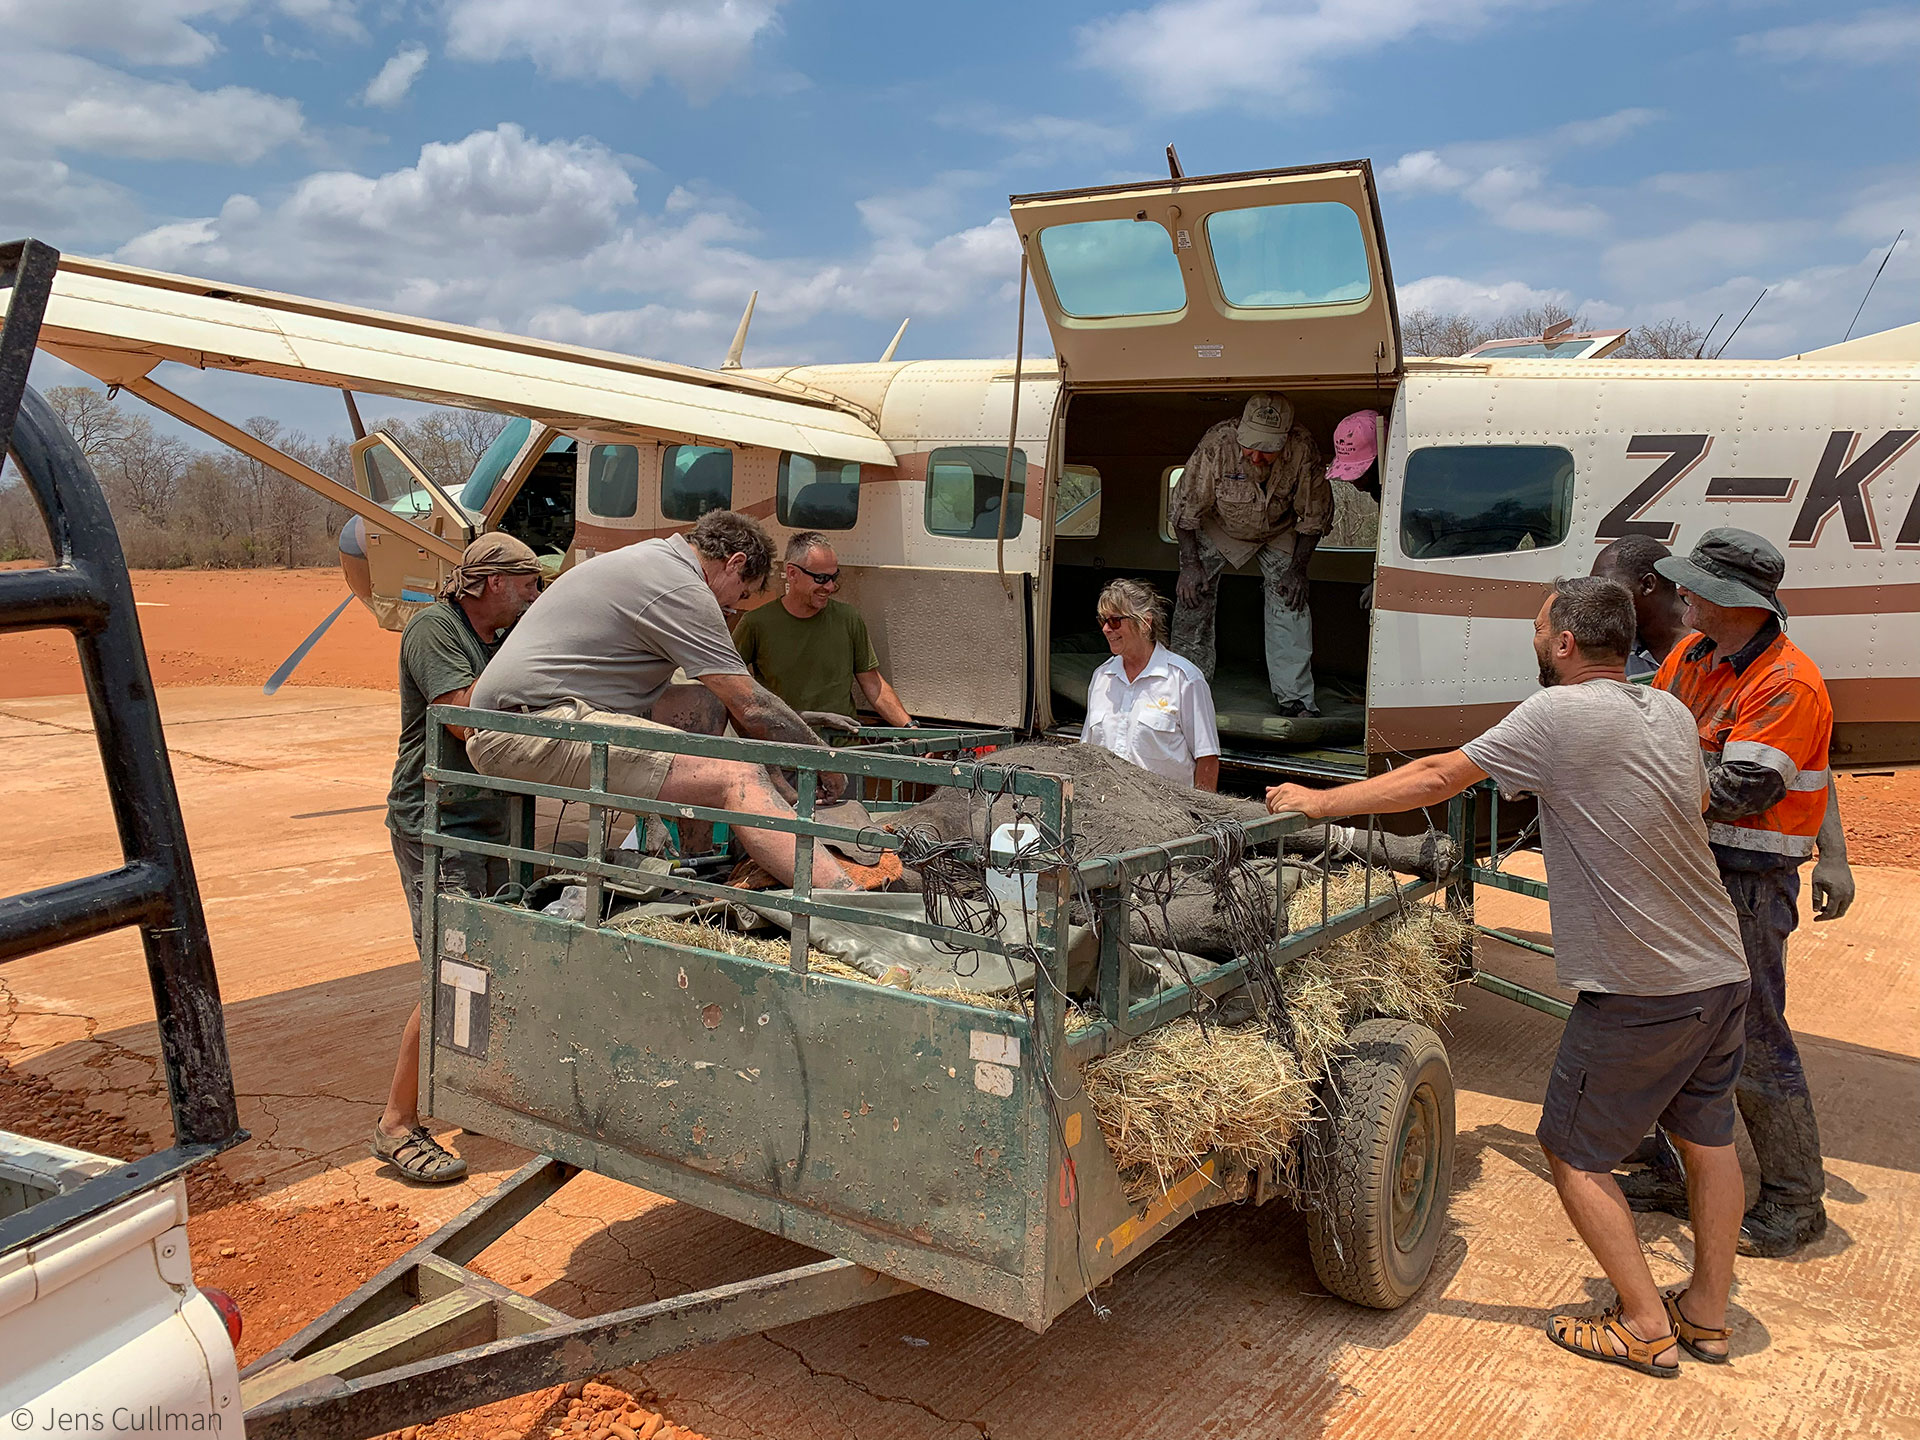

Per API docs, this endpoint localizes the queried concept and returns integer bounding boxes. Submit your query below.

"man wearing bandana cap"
[1169,393,1333,717]
[373,532,544,1182]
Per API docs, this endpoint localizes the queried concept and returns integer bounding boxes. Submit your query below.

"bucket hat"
[1654,527,1788,618]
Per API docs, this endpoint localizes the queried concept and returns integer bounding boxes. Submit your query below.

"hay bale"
[1085,871,1467,1202]
[607,912,839,969]
[1084,1018,1316,1205]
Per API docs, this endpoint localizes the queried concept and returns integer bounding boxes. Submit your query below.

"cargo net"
[872,742,1466,1205]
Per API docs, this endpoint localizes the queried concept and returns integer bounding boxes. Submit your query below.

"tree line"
[0,386,504,568]
[1401,302,1707,359]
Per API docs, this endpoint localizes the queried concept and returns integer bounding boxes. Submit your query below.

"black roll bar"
[0,238,246,1254]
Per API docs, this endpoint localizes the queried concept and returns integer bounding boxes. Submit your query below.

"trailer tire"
[1306,1019,1454,1310]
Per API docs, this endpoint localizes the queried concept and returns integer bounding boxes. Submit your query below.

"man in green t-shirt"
[375,534,543,1183]
[732,532,914,728]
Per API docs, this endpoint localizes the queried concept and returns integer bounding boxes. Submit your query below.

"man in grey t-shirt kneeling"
[469,510,862,890]
[1267,577,1750,1378]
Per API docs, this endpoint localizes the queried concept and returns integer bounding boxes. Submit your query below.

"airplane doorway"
[1045,387,1389,781]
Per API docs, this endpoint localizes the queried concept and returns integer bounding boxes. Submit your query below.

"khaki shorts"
[467,697,677,805]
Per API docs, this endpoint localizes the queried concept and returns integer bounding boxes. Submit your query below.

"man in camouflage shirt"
[1169,392,1333,717]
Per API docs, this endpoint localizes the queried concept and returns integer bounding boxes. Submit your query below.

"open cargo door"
[1010,161,1401,389]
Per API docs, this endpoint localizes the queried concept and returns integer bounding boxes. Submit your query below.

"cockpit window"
[1037,219,1186,319]
[1204,202,1371,309]
[460,416,531,510]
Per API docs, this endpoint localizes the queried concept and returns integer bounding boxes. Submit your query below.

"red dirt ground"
[0,566,399,696]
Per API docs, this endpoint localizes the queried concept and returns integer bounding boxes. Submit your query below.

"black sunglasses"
[790,563,841,586]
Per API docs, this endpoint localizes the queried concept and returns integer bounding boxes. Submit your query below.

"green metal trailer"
[241,714,1531,1440]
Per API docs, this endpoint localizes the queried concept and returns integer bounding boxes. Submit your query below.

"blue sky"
[4,0,1915,438]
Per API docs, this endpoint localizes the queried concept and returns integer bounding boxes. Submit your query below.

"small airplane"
[11,157,1918,779]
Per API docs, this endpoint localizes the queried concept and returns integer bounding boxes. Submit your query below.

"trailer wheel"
[1306,1018,1454,1309]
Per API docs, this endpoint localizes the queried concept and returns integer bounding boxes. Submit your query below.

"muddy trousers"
[1648,851,1826,1213]
[1169,532,1315,707]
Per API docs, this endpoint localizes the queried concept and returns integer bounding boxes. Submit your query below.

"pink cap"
[1326,410,1381,482]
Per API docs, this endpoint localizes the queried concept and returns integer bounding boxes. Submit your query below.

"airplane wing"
[22,256,892,463]
[2,252,894,568]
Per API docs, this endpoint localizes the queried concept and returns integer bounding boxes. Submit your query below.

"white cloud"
[935,106,1133,167]
[1396,274,1568,320]
[1381,109,1655,237]
[0,0,243,66]
[0,52,306,163]
[1738,8,1920,65]
[110,124,1022,367]
[362,44,428,107]
[442,0,784,95]
[1078,0,1565,112]
[0,156,144,248]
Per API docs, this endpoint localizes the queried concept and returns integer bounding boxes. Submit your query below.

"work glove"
[1810,854,1856,921]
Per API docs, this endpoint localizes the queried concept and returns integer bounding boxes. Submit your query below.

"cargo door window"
[1205,202,1371,308]
[1037,220,1186,319]
[926,446,1027,539]
[1157,464,1184,543]
[661,444,733,521]
[1399,445,1575,558]
[778,454,860,530]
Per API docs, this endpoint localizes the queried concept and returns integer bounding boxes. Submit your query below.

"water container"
[986,822,1042,939]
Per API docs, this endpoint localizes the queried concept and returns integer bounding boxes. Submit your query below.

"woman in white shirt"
[1080,578,1222,790]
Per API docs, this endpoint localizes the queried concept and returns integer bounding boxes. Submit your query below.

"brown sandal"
[1546,1303,1680,1378]
[1662,1289,1733,1364]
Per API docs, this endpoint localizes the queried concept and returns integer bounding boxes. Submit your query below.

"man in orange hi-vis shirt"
[1622,528,1834,1258]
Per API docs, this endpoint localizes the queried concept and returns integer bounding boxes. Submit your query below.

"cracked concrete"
[2,682,1917,1440]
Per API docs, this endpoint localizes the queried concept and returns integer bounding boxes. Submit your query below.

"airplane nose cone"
[339,515,372,602]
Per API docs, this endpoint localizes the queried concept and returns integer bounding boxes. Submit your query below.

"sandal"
[372,1124,468,1183]
[1662,1289,1732,1364]
[1546,1303,1679,1378]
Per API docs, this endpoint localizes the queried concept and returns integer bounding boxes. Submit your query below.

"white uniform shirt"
[1080,644,1222,787]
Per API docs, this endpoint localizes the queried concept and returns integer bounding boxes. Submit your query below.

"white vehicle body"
[0,1135,241,1438]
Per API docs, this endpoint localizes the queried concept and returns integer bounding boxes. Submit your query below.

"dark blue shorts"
[1538,980,1749,1173]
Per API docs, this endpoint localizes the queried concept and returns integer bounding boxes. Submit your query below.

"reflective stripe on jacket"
[1654,625,1832,859]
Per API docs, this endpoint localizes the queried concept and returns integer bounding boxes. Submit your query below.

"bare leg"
[648,682,729,855]
[379,1004,423,1138]
[661,753,858,889]
[1544,1146,1678,1364]
[1669,1136,1741,1356]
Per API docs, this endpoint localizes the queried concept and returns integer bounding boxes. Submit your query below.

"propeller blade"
[264,595,354,696]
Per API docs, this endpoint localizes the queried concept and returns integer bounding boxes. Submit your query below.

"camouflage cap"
[1654,527,1788,619]
[1236,392,1293,451]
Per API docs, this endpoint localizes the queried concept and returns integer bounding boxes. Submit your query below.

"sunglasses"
[790,564,841,586]
[1098,614,1133,630]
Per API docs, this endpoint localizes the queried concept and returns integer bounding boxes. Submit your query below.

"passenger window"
[1055,464,1100,538]
[1205,202,1372,308]
[1399,445,1575,559]
[661,445,733,520]
[778,454,860,530]
[586,444,640,519]
[461,416,531,510]
[1037,219,1186,319]
[1157,465,1184,543]
[925,447,1026,539]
